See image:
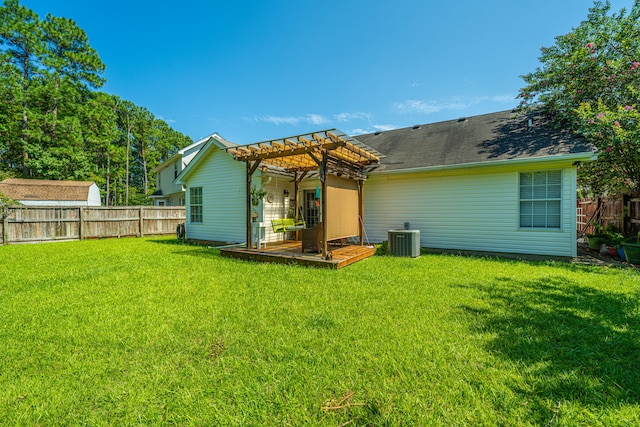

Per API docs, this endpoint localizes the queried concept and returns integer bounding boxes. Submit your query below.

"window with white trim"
[190,187,203,223]
[519,171,561,229]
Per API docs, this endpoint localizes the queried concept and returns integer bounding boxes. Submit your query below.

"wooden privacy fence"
[577,195,640,236]
[1,206,185,245]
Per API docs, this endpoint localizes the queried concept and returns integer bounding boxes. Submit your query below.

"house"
[176,110,597,258]
[174,132,246,243]
[150,134,218,206]
[356,110,596,258]
[0,178,101,206]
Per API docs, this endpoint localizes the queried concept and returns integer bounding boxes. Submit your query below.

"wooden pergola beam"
[232,142,343,163]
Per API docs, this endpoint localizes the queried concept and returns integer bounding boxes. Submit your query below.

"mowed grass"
[1,237,640,426]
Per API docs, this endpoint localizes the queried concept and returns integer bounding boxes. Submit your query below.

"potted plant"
[605,230,625,258]
[586,224,608,250]
[621,232,640,264]
[250,185,267,206]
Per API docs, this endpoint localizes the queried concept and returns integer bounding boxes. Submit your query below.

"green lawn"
[1,237,639,426]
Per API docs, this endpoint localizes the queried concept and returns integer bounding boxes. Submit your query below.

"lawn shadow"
[459,274,640,421]
[147,238,225,260]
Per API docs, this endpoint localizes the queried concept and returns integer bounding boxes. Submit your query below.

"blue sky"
[20,0,636,144]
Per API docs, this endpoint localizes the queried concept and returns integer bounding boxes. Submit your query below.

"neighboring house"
[175,133,246,243]
[176,110,597,258]
[0,178,101,206]
[150,134,217,206]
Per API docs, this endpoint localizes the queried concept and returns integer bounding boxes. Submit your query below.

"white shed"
[0,178,101,206]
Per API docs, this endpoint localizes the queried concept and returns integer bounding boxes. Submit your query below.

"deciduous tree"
[519,0,640,194]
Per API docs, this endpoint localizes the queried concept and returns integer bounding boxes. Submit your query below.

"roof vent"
[374,131,382,135]
[457,117,467,122]
[412,125,420,130]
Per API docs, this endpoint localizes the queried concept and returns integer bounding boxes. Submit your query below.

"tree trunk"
[125,115,131,206]
[105,154,110,206]
[142,139,148,195]
[21,50,30,176]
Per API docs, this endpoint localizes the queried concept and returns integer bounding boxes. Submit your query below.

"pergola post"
[246,162,252,249]
[246,160,262,249]
[293,171,300,240]
[358,179,364,246]
[321,151,328,257]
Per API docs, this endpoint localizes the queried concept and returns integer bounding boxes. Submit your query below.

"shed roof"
[0,178,95,201]
[356,110,596,172]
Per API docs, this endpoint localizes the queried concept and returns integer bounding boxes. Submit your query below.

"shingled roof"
[355,110,596,172]
[0,178,95,201]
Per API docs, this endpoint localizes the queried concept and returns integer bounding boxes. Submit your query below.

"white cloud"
[373,124,397,131]
[334,111,397,136]
[307,114,328,125]
[259,114,329,126]
[349,128,369,135]
[261,115,302,125]
[489,94,516,103]
[393,94,515,115]
[157,116,176,124]
[334,112,373,122]
[349,124,398,136]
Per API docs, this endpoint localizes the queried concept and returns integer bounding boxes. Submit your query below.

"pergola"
[226,129,383,257]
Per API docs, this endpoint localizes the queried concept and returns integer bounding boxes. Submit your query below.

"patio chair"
[302,222,322,253]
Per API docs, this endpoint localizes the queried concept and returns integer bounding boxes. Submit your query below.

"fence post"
[139,206,144,238]
[78,207,84,240]
[2,207,7,246]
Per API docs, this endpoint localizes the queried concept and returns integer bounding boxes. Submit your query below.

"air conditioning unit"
[388,229,420,257]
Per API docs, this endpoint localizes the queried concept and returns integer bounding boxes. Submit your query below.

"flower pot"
[617,246,626,261]
[587,235,607,250]
[607,246,618,257]
[622,243,640,264]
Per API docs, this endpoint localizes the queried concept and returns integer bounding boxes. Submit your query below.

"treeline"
[0,0,192,205]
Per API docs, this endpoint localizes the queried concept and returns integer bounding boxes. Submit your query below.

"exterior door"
[303,189,320,227]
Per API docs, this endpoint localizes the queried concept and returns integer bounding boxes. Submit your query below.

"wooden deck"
[220,240,376,269]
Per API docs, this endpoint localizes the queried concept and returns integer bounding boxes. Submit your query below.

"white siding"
[185,149,246,243]
[157,160,183,201]
[182,147,200,165]
[364,165,578,257]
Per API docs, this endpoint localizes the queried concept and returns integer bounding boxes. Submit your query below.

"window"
[190,187,203,223]
[519,171,561,229]
[174,161,179,179]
